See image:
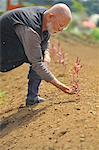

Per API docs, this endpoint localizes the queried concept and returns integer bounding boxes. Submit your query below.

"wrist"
[44,51,50,55]
[50,78,64,89]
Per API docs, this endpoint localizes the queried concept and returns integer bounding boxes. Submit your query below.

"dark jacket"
[0,7,50,72]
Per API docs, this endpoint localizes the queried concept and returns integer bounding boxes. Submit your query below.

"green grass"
[91,28,99,40]
[0,90,6,105]
[0,11,4,15]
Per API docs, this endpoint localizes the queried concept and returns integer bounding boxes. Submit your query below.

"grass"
[0,90,6,105]
[57,30,99,47]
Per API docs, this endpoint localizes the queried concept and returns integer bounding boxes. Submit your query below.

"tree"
[71,0,86,14]
[82,0,99,15]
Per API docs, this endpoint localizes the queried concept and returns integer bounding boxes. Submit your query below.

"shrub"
[91,28,99,40]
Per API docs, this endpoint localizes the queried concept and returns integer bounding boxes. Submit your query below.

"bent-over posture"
[0,3,76,107]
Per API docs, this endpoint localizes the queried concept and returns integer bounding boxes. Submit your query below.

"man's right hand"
[57,83,77,94]
[62,85,78,94]
[49,78,77,95]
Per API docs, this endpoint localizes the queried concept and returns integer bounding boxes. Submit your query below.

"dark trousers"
[26,66,42,105]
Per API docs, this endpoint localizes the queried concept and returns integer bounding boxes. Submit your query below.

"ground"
[0,37,99,150]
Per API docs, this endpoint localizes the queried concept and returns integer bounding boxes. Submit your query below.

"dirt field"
[0,37,99,150]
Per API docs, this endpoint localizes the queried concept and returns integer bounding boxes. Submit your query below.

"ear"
[47,13,54,22]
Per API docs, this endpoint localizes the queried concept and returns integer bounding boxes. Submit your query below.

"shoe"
[26,96,45,107]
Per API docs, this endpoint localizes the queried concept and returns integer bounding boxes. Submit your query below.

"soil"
[0,38,99,150]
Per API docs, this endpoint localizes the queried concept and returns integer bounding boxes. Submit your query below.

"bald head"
[43,3,72,34]
[47,3,72,21]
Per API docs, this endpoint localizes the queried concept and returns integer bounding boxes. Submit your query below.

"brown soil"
[0,38,99,150]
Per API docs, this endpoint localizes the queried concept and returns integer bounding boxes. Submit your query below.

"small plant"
[50,42,82,97]
[50,41,68,72]
[71,57,82,99]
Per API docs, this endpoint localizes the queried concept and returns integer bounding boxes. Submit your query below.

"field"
[0,37,99,150]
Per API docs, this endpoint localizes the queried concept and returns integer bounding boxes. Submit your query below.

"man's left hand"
[44,52,51,67]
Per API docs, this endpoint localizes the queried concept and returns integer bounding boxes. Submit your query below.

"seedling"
[71,57,82,98]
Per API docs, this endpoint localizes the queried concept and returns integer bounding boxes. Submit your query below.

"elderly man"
[0,3,76,107]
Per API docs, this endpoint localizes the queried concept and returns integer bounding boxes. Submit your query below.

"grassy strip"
[57,31,99,47]
[0,90,6,105]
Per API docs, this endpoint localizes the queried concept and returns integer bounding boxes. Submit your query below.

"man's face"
[47,13,70,35]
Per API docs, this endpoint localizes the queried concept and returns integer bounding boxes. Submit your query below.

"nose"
[58,26,64,31]
[59,28,63,32]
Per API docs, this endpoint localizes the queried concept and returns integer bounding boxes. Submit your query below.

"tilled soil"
[0,38,99,150]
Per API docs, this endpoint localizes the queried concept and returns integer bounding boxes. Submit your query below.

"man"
[0,3,77,107]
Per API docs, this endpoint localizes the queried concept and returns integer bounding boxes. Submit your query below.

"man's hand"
[58,83,78,94]
[44,51,51,67]
[64,85,78,94]
[49,78,77,95]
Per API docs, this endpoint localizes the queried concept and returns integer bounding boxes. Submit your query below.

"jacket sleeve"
[15,25,55,82]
